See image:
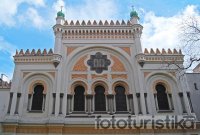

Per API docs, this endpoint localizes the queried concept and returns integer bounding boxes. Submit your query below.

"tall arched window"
[115,86,127,112]
[74,86,85,111]
[95,85,106,111]
[31,85,44,111]
[156,84,170,110]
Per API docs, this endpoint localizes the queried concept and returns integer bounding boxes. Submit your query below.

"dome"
[57,11,65,18]
[130,10,139,18]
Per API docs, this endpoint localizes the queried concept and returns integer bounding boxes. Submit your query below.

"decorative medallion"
[87,52,111,74]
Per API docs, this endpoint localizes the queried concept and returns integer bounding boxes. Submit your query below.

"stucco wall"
[0,88,10,134]
[185,73,200,121]
[0,88,10,122]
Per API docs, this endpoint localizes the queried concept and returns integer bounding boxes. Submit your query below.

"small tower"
[130,7,143,54]
[130,6,139,25]
[56,7,65,25]
[53,7,65,55]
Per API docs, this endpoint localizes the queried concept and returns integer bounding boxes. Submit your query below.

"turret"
[130,7,143,54]
[130,8,139,25]
[56,10,65,25]
[54,8,65,55]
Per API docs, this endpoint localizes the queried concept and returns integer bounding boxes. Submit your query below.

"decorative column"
[53,24,63,117]
[179,93,187,114]
[107,94,114,114]
[14,93,21,114]
[186,92,194,113]
[144,93,149,114]
[66,94,72,115]
[130,9,147,115]
[127,94,135,114]
[86,94,93,115]
[168,93,174,111]
[9,66,20,116]
[7,92,13,114]
[52,93,56,114]
[136,93,142,114]
[59,93,64,114]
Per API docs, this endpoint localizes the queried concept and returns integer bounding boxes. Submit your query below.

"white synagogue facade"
[0,9,199,135]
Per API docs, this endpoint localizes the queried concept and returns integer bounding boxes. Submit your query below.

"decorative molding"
[87,52,111,74]
[111,74,127,79]
[152,80,171,94]
[23,72,30,78]
[71,81,88,95]
[169,72,176,77]
[144,72,151,78]
[71,74,87,80]
[91,80,109,95]
[111,55,126,72]
[112,81,129,95]
[15,49,53,57]
[67,46,79,56]
[29,80,47,94]
[2,124,197,134]
[73,55,88,71]
[48,72,56,78]
[64,20,132,26]
[91,74,107,79]
[119,47,131,56]
[142,48,184,63]
[14,54,61,65]
[60,20,137,40]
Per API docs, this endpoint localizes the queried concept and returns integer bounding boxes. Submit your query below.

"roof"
[0,79,11,89]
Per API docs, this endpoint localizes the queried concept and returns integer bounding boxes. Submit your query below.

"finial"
[131,5,134,10]
[61,6,63,12]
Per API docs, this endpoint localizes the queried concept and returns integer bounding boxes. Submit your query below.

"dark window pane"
[95,86,106,111]
[31,85,44,111]
[115,86,127,111]
[156,84,170,110]
[74,86,85,111]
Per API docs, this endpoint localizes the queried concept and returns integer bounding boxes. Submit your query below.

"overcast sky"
[0,0,199,80]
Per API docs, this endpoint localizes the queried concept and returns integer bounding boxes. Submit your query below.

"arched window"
[156,84,170,110]
[95,85,106,111]
[74,86,85,111]
[115,86,127,112]
[31,85,44,111]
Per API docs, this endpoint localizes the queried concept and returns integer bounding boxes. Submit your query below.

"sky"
[0,0,199,81]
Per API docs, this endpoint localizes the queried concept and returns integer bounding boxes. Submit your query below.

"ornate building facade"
[1,9,199,134]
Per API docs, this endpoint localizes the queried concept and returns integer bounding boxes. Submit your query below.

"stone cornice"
[14,49,62,64]
[53,20,143,40]
[136,48,184,65]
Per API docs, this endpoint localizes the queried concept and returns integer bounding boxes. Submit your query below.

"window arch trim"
[112,81,129,95]
[71,81,87,95]
[29,80,47,94]
[152,80,171,94]
[92,81,108,95]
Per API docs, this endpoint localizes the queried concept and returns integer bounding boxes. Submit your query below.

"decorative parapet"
[53,20,143,40]
[14,49,62,67]
[144,48,182,55]
[15,49,53,56]
[136,48,184,67]
[64,20,132,26]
